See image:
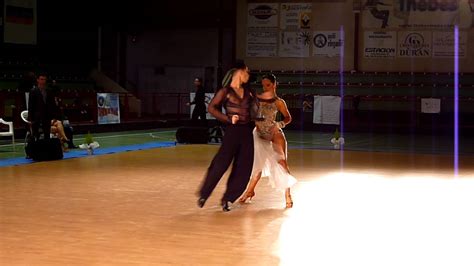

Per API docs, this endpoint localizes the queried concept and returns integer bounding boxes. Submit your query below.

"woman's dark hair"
[261,73,276,84]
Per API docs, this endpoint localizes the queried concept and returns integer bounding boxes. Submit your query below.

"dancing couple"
[197,63,296,211]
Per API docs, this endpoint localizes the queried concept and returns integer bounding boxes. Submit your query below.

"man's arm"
[208,88,231,124]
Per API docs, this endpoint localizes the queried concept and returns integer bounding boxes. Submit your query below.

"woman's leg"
[285,187,293,208]
[51,120,68,141]
[239,171,261,203]
[272,131,289,173]
[272,131,293,208]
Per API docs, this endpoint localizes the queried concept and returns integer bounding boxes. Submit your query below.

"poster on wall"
[279,31,311,57]
[421,98,441,113]
[364,31,396,58]
[97,93,120,124]
[280,3,312,30]
[362,0,474,29]
[432,31,467,58]
[398,31,432,58]
[247,3,279,29]
[4,0,37,44]
[312,31,344,57]
[313,96,341,125]
[246,31,278,57]
[189,93,215,120]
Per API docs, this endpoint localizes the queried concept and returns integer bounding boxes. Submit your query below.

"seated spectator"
[50,80,77,150]
[62,119,78,149]
[50,119,70,152]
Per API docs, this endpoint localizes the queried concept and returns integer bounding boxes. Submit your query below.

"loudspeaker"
[176,127,209,144]
[27,138,63,161]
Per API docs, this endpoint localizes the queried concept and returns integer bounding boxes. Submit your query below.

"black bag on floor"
[28,138,63,161]
[176,127,209,144]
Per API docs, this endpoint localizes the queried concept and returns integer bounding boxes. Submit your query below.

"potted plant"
[79,131,100,155]
[330,128,345,149]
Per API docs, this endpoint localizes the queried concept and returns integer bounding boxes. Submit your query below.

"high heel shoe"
[285,195,293,209]
[221,199,231,212]
[197,198,207,208]
[238,191,255,203]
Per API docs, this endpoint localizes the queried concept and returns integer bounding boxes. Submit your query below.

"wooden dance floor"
[1,145,474,265]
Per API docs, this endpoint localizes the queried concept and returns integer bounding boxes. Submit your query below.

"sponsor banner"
[279,31,311,57]
[421,98,441,113]
[362,0,474,29]
[280,3,312,30]
[97,93,120,125]
[398,31,432,57]
[312,31,344,57]
[247,3,279,29]
[4,0,37,44]
[313,96,341,125]
[432,31,467,57]
[246,31,278,57]
[364,31,397,58]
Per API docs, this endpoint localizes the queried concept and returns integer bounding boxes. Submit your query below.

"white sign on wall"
[312,31,344,57]
[247,3,279,29]
[4,0,37,44]
[421,98,441,114]
[313,95,342,125]
[364,31,397,58]
[279,31,311,57]
[280,3,312,30]
[432,31,467,58]
[398,31,432,57]
[97,93,120,125]
[362,0,474,29]
[246,31,278,57]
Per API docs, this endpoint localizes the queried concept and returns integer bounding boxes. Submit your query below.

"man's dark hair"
[233,60,247,70]
[36,72,48,78]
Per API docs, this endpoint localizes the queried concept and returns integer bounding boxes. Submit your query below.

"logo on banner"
[399,32,430,57]
[300,12,311,28]
[364,0,392,28]
[398,0,458,12]
[313,33,343,49]
[313,34,327,48]
[249,5,277,20]
[365,47,396,56]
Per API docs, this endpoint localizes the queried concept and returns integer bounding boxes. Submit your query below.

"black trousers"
[199,123,254,203]
[32,119,51,140]
[64,125,75,148]
[192,104,207,121]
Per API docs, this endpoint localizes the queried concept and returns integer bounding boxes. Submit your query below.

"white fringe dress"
[251,97,297,191]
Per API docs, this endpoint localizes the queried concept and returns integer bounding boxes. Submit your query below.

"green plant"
[85,131,94,145]
[333,128,340,140]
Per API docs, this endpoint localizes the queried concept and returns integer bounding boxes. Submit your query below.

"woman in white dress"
[239,74,297,208]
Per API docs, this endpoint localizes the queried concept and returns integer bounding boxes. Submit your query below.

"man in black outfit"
[28,73,58,140]
[188,77,207,122]
[197,62,255,212]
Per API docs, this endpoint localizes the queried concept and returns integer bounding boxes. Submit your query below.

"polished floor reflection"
[1,145,473,265]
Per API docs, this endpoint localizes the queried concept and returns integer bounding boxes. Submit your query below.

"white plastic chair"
[0,118,15,151]
[21,110,30,125]
[21,110,58,139]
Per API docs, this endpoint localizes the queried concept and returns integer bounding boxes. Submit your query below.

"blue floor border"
[0,141,176,168]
